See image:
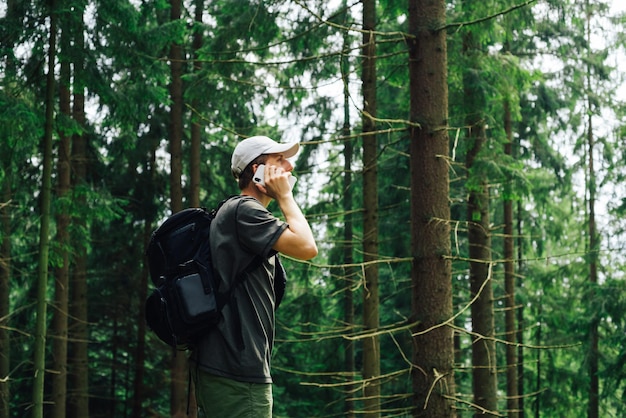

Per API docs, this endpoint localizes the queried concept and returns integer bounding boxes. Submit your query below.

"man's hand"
[255,164,293,200]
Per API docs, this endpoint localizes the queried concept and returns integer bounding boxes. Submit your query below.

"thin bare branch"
[438,0,538,32]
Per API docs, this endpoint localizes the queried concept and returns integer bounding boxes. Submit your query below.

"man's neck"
[241,187,271,208]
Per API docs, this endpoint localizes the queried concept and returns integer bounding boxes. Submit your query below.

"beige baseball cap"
[231,136,300,179]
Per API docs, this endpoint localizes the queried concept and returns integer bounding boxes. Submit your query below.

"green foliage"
[2,0,626,416]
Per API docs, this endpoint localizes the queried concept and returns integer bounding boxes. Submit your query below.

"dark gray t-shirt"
[192,195,287,383]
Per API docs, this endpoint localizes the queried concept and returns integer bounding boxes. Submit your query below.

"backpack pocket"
[173,269,218,324]
[145,262,221,349]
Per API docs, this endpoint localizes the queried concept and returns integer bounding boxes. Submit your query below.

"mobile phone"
[253,164,266,185]
[253,165,297,189]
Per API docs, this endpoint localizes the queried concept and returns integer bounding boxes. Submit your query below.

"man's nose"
[284,160,294,172]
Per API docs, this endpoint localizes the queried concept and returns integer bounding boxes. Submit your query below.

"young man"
[191,136,318,417]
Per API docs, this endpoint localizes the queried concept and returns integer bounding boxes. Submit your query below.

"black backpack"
[144,200,285,350]
[145,206,221,349]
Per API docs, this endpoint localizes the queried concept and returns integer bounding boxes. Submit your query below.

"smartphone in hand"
[253,165,297,189]
[253,164,266,185]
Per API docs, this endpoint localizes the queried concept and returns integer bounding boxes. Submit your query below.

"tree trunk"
[467,130,497,418]
[0,0,19,415]
[132,137,158,418]
[169,0,184,214]
[189,0,203,209]
[584,5,599,418]
[32,1,57,415]
[534,303,542,417]
[131,222,152,416]
[0,178,10,418]
[586,118,599,418]
[110,315,120,416]
[168,0,187,416]
[68,6,89,416]
[516,195,525,418]
[503,100,518,418]
[341,21,355,415]
[463,29,497,417]
[361,0,380,416]
[408,1,456,417]
[514,110,526,417]
[50,12,72,417]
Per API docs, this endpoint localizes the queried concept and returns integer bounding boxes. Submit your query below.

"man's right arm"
[272,194,318,260]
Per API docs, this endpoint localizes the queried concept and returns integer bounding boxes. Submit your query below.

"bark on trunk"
[32,1,57,415]
[585,6,599,417]
[0,179,10,418]
[342,35,356,418]
[361,0,380,416]
[168,0,188,415]
[463,29,497,417]
[50,19,72,417]
[68,8,89,415]
[408,0,456,416]
[503,100,519,418]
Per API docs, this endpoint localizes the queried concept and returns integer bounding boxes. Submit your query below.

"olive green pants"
[192,368,272,418]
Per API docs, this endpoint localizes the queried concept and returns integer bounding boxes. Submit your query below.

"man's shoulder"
[215,195,271,224]
[231,195,268,214]
[217,195,255,213]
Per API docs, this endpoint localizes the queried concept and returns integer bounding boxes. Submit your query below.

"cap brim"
[266,142,299,159]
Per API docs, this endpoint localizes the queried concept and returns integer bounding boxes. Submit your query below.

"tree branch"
[438,0,538,32]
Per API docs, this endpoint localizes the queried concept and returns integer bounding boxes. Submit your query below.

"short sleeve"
[235,198,287,258]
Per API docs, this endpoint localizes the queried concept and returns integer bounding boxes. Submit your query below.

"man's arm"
[255,162,318,260]
[273,194,318,260]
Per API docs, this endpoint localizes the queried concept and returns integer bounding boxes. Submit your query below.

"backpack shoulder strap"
[212,195,266,307]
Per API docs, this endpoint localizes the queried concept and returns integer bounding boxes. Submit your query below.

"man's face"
[264,153,294,173]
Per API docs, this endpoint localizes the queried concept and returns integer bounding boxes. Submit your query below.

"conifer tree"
[167,0,187,414]
[50,4,73,416]
[361,0,380,415]
[463,26,498,415]
[409,0,456,415]
[67,3,90,415]
[32,0,57,415]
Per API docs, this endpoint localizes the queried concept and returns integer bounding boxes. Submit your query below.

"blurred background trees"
[1,0,625,417]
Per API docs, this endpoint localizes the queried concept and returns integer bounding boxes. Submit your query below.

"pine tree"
[409,0,456,416]
[361,0,380,415]
[32,0,58,415]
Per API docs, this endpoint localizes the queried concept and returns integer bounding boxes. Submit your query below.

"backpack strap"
[274,255,286,309]
[216,254,265,309]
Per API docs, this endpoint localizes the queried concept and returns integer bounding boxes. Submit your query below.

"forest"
[1,0,626,417]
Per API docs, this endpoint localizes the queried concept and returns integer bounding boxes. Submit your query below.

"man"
[191,135,318,417]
